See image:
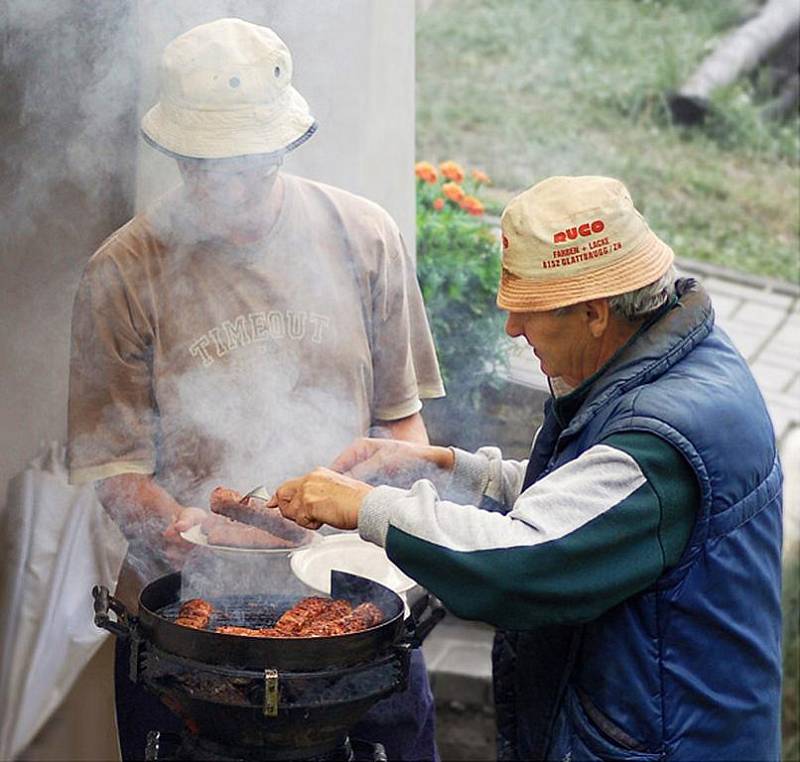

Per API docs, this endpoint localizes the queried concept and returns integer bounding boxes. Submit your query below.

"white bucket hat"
[141,18,317,159]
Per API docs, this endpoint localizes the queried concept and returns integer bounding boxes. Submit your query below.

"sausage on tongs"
[209,486,309,544]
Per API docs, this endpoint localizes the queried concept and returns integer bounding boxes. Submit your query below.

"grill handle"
[405,591,446,648]
[92,584,133,638]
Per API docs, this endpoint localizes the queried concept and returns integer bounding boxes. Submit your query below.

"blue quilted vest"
[493,280,783,761]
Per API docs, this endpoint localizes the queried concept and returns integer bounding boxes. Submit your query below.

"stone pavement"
[424,257,800,759]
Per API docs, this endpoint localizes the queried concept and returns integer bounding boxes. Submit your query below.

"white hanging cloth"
[0,442,127,760]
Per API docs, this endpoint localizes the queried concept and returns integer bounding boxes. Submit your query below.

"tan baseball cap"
[497,176,674,312]
[141,18,317,159]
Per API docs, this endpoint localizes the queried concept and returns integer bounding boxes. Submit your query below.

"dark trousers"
[351,648,439,761]
[114,639,438,761]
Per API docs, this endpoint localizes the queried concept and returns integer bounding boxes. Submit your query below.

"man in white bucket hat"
[68,17,443,760]
[268,175,783,760]
[140,20,316,160]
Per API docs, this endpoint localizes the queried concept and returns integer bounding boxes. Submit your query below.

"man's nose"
[505,313,522,338]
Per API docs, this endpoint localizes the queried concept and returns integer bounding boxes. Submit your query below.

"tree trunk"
[669,0,800,124]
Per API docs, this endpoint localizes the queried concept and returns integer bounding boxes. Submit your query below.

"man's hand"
[268,468,373,531]
[171,506,220,534]
[96,474,210,571]
[330,437,455,488]
[162,507,219,568]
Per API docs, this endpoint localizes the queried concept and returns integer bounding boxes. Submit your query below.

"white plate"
[180,523,319,555]
[289,533,416,596]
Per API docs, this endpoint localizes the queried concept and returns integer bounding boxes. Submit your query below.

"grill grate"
[160,595,287,630]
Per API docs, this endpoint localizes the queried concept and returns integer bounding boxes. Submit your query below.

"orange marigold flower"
[471,169,491,185]
[432,197,445,211]
[414,161,438,184]
[460,195,485,216]
[439,160,465,183]
[442,182,465,203]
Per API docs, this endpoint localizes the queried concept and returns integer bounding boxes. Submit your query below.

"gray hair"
[608,265,677,321]
[553,266,677,321]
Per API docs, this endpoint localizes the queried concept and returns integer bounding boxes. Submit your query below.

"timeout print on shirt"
[189,310,332,367]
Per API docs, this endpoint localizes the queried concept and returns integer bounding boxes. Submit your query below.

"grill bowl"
[137,571,406,670]
[94,570,444,754]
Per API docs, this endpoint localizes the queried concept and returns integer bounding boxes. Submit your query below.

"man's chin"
[203,216,265,242]
[228,229,264,245]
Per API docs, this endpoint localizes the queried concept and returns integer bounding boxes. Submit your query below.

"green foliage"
[415,166,506,407]
[702,81,800,161]
[417,0,799,284]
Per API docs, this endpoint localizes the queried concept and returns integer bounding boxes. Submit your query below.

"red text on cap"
[553,219,605,244]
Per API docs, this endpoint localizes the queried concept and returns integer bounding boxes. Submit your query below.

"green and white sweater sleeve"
[358,432,697,629]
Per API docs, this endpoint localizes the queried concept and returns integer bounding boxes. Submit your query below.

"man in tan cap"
[269,175,783,760]
[68,17,443,761]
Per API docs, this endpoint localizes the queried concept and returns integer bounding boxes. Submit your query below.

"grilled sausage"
[296,600,353,636]
[206,518,298,549]
[342,602,384,631]
[209,486,308,544]
[205,597,383,638]
[175,598,213,630]
[275,596,331,634]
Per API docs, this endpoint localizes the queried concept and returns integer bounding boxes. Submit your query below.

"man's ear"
[584,299,610,338]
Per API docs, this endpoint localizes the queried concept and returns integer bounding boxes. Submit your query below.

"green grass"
[417,0,800,283]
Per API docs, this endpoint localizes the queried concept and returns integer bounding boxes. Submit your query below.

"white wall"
[0,0,415,508]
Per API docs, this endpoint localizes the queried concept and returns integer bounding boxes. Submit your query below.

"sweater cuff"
[358,485,409,547]
[450,448,490,503]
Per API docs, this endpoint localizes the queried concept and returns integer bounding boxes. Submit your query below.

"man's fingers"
[295,512,322,530]
[172,506,209,532]
[269,478,302,507]
[278,491,306,524]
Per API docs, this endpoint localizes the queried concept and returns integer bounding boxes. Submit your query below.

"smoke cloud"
[3,0,416,604]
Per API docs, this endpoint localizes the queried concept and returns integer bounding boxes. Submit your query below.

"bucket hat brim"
[141,85,316,159]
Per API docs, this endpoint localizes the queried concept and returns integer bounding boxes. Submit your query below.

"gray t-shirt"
[68,174,444,506]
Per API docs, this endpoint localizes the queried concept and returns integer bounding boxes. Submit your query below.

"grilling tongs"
[239,485,271,504]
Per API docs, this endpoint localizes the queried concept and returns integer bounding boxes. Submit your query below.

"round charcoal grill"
[93,570,444,759]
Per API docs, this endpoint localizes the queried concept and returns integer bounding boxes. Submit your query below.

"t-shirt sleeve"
[370,222,445,421]
[67,248,158,484]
